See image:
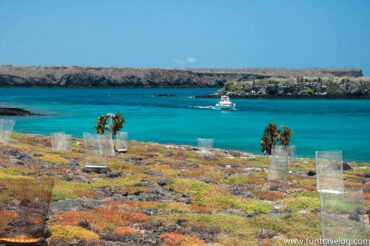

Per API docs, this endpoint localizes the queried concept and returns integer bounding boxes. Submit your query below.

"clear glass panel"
[115,131,128,152]
[50,132,71,151]
[268,146,289,184]
[83,133,107,168]
[286,145,296,158]
[0,119,15,145]
[320,188,366,245]
[100,133,115,157]
[197,138,214,154]
[316,151,344,194]
[0,177,54,243]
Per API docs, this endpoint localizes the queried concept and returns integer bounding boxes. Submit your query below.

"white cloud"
[173,58,186,65]
[186,57,196,63]
[173,57,197,65]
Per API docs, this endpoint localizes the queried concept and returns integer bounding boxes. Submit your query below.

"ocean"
[1,88,370,162]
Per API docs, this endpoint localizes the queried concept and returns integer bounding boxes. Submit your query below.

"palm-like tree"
[95,112,125,137]
[260,123,293,155]
[279,125,293,146]
[95,112,126,156]
[261,123,280,155]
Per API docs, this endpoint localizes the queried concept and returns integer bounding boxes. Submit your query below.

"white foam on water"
[193,106,215,109]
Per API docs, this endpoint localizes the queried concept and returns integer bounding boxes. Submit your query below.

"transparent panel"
[316,151,344,194]
[0,177,54,243]
[0,119,15,145]
[286,145,296,157]
[83,133,107,168]
[197,138,214,155]
[268,146,289,184]
[320,188,366,245]
[115,131,128,152]
[100,133,115,157]
[51,132,71,151]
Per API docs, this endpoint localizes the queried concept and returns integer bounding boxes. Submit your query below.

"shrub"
[282,196,320,211]
[51,209,149,231]
[115,226,141,235]
[50,225,99,240]
[160,232,206,246]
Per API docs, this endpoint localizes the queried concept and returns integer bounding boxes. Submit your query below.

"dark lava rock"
[0,107,41,116]
[307,170,316,176]
[349,213,361,222]
[343,162,353,171]
[256,229,277,239]
[270,185,280,191]
[106,172,121,178]
[144,170,162,176]
[200,177,213,183]
[69,160,80,169]
[156,93,176,97]
[125,157,144,165]
[51,199,102,213]
[62,173,74,181]
[2,148,32,161]
[82,167,108,174]
[78,220,92,230]
[158,179,171,186]
[176,219,188,225]
[10,158,24,165]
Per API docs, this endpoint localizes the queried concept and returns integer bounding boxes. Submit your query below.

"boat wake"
[193,106,216,110]
[192,106,237,111]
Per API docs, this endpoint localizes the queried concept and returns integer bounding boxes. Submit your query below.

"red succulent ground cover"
[0,133,368,245]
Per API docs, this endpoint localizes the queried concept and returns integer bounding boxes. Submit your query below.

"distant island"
[1,65,370,98]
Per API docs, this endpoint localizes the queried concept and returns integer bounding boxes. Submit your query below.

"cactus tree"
[261,123,293,155]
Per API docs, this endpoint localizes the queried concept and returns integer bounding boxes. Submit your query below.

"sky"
[0,0,369,75]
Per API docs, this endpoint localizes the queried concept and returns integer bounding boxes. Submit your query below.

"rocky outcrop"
[0,107,40,116]
[202,76,370,98]
[0,65,364,88]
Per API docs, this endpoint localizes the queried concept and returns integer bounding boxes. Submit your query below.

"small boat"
[215,96,236,110]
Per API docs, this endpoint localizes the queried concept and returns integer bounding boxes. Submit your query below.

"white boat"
[215,96,236,110]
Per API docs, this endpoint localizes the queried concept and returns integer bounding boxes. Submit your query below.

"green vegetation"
[50,225,100,240]
[0,133,368,244]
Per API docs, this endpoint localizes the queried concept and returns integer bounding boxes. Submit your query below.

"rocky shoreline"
[0,107,40,116]
[200,77,370,98]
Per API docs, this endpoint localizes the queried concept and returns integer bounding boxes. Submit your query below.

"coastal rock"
[342,162,353,170]
[0,107,40,116]
[203,77,370,98]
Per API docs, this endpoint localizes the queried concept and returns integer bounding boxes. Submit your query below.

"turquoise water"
[1,88,370,162]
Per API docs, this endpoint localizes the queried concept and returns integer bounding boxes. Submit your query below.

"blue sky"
[0,0,369,74]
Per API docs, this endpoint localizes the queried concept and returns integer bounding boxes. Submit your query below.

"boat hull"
[214,105,236,111]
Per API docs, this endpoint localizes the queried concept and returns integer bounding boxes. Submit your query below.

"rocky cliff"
[0,65,364,88]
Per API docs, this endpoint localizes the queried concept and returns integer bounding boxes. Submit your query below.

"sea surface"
[1,88,370,162]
